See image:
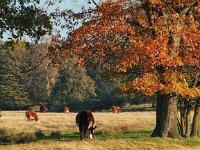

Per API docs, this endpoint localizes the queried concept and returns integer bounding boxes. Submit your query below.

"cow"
[25,110,39,122]
[0,110,1,117]
[112,106,121,113]
[76,110,97,140]
[64,106,70,113]
[40,105,47,113]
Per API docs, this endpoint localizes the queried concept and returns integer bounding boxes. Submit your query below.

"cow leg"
[83,129,86,139]
[79,126,83,140]
[82,125,87,140]
[88,129,93,139]
[27,116,31,121]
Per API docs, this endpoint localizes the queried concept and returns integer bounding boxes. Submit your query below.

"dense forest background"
[0,40,154,111]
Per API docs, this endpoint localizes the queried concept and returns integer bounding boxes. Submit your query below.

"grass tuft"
[16,132,37,143]
[0,129,36,144]
[0,128,15,144]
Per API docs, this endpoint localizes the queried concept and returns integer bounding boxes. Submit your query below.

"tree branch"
[91,0,99,8]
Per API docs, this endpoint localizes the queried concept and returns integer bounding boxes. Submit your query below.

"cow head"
[88,125,97,139]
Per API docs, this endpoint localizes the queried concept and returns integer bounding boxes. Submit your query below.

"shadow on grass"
[36,130,152,142]
[96,130,152,140]
[36,132,80,142]
[122,107,156,112]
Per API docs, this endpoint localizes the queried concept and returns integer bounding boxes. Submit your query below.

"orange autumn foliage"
[125,71,200,99]
[49,0,200,98]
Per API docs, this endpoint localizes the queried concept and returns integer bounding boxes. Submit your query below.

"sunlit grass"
[1,110,200,150]
[0,111,156,134]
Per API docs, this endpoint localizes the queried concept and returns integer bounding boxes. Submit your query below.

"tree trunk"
[152,94,180,138]
[185,110,191,137]
[178,98,195,137]
[179,99,186,136]
[191,100,200,137]
[151,94,163,137]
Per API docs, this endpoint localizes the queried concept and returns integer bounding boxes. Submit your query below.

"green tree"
[28,42,58,104]
[51,58,96,105]
[0,40,30,109]
[0,0,52,40]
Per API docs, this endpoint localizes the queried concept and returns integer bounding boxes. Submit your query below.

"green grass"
[95,130,152,140]
[36,131,80,142]
[28,130,200,148]
[39,130,200,148]
[32,130,152,142]
[2,130,200,150]
[0,130,151,144]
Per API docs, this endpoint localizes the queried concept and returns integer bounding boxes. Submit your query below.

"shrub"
[0,129,37,144]
[35,130,46,137]
[0,128,7,136]
[0,128,15,144]
[16,132,37,143]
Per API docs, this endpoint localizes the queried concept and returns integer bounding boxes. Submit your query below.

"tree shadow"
[95,130,152,140]
[122,107,156,112]
[36,130,152,142]
[36,132,80,142]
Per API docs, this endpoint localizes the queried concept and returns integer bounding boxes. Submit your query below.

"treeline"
[0,40,139,111]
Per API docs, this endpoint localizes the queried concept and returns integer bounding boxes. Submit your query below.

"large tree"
[49,0,200,138]
[0,0,52,40]
[0,40,30,109]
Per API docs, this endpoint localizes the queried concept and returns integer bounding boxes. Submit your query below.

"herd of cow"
[1,105,121,140]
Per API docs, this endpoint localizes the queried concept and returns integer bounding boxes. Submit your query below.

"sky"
[2,0,98,41]
[40,0,96,38]
[39,0,86,40]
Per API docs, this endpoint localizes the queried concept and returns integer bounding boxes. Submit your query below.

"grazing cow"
[40,105,47,113]
[64,106,70,113]
[76,110,97,140]
[25,110,39,122]
[112,106,121,113]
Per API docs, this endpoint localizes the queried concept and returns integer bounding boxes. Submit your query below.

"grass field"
[1,110,200,150]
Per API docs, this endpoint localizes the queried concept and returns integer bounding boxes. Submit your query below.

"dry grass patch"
[1,111,200,150]
[1,139,200,150]
[94,112,155,134]
[0,111,155,134]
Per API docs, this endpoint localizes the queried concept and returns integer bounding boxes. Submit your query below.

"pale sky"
[40,0,97,38]
[3,0,98,41]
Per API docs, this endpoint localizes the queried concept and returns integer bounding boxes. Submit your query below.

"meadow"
[1,109,200,150]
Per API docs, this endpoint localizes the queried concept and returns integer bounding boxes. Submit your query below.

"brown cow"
[76,110,97,140]
[64,106,70,113]
[40,105,47,113]
[112,106,121,113]
[25,110,39,122]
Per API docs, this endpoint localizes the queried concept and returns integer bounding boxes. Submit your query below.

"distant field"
[1,110,200,150]
[0,111,155,134]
